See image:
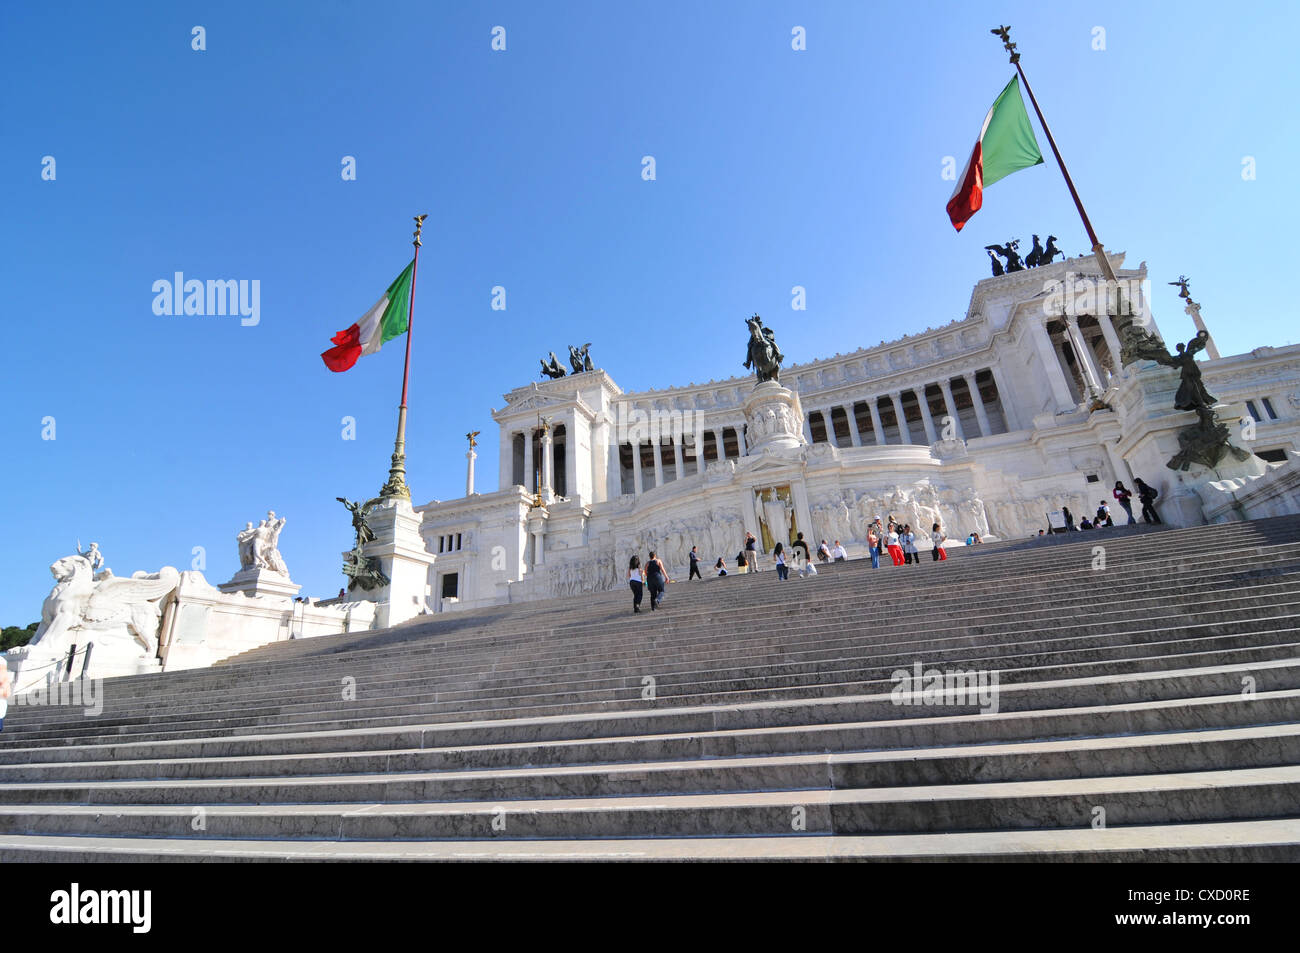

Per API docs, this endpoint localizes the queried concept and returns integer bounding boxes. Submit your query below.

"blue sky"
[3,1,1297,622]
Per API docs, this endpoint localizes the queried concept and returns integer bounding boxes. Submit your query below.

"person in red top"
[1113,481,1137,525]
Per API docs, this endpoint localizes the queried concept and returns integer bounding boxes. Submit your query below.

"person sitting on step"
[715,556,728,577]
[831,540,847,562]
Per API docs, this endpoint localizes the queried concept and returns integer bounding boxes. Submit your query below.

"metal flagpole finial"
[413,213,428,247]
[991,25,1019,63]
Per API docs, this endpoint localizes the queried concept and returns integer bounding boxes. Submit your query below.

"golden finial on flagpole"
[413,213,428,248]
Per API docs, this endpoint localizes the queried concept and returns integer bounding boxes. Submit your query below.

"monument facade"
[395,252,1299,619]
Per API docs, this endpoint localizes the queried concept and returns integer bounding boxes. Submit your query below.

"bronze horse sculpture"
[743,314,784,384]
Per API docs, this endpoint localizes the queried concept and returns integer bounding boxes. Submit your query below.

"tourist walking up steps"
[628,556,644,614]
[902,525,918,565]
[1134,478,1162,524]
[774,541,789,580]
[645,551,668,610]
[792,532,810,565]
[688,546,702,580]
[1113,481,1138,524]
[931,523,948,561]
[817,539,831,563]
[886,524,904,566]
[867,525,881,569]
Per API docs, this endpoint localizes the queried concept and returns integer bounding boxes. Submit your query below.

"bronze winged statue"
[1124,328,1216,411]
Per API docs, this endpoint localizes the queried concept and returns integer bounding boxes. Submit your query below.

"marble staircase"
[1,515,1297,861]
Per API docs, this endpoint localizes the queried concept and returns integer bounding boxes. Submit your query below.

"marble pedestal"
[743,382,807,454]
[218,568,301,601]
[362,498,437,629]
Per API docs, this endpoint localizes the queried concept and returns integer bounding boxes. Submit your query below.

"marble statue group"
[236,511,289,575]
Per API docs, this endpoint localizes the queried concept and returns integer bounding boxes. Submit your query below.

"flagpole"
[992,27,1120,287]
[379,213,428,501]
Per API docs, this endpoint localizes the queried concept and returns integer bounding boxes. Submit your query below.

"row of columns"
[516,427,557,498]
[804,369,1006,448]
[626,426,748,495]
[1034,312,1127,410]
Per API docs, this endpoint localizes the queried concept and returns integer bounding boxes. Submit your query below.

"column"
[1029,319,1075,412]
[963,372,993,437]
[889,391,912,444]
[465,450,476,496]
[1096,312,1124,382]
[938,379,965,441]
[540,429,555,500]
[821,409,838,448]
[522,430,534,492]
[802,415,813,444]
[989,364,1020,432]
[1185,302,1222,360]
[712,427,725,462]
[868,398,886,445]
[846,406,862,446]
[1058,338,1084,402]
[651,438,664,487]
[563,427,576,499]
[916,387,938,444]
[1065,314,1103,397]
[737,425,748,456]
[672,436,685,481]
[631,442,643,494]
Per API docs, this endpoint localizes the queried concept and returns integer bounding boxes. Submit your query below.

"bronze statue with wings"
[1124,328,1216,411]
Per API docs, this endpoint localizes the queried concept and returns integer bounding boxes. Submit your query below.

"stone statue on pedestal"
[239,511,289,575]
[29,551,179,664]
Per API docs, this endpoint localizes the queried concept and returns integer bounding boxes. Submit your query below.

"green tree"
[1,623,39,652]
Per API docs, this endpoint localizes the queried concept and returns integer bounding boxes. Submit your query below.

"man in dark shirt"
[688,546,702,580]
[791,532,810,564]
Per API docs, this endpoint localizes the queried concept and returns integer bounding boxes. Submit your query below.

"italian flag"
[946,76,1044,231]
[321,260,415,372]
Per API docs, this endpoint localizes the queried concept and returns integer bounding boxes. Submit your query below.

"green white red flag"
[946,76,1044,231]
[321,260,415,372]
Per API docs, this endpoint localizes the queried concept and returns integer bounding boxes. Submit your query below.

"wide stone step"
[2,817,1298,862]
[17,568,1300,715]
[5,651,1296,749]
[12,604,1296,730]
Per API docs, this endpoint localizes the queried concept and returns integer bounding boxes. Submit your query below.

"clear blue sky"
[3,1,1297,622]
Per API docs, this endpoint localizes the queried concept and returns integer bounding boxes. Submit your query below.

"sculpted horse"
[743,315,784,383]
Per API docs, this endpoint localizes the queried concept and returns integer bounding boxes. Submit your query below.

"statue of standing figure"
[238,510,289,575]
